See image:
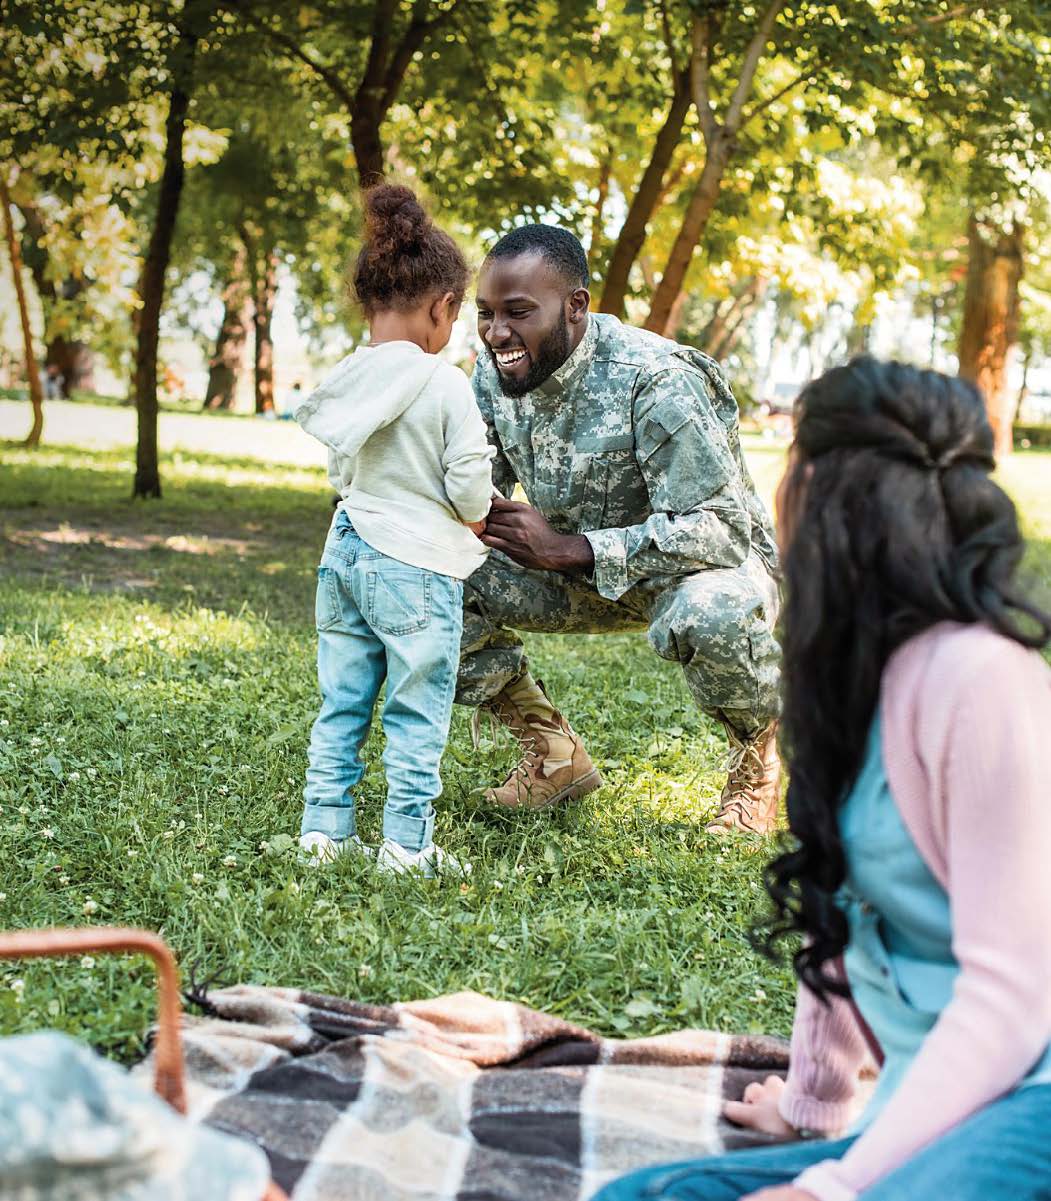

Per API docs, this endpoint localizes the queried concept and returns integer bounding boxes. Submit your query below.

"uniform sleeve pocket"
[637,396,693,461]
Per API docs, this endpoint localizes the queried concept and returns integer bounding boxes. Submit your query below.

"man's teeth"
[495,349,527,368]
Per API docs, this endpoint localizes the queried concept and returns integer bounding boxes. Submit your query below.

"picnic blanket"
[159,985,799,1201]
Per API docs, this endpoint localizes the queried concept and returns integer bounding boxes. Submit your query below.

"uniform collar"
[536,315,597,399]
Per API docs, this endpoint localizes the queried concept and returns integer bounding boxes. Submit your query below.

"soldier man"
[460,225,781,833]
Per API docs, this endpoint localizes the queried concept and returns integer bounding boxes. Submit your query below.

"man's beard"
[493,308,571,397]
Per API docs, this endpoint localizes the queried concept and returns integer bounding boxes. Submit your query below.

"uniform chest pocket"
[577,436,637,531]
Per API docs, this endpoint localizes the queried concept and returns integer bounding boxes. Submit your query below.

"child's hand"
[723,1075,798,1140]
[465,518,487,537]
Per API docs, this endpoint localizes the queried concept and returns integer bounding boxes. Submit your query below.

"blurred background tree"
[3,0,1050,489]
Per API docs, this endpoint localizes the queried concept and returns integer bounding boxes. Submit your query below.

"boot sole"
[488,768,604,811]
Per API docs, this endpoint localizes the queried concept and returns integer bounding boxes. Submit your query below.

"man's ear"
[567,287,591,324]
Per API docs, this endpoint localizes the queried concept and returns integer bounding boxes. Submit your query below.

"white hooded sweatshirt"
[296,341,494,579]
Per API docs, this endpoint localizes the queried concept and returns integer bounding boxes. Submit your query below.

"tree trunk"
[252,248,278,414]
[203,244,250,410]
[662,290,689,339]
[645,132,734,333]
[957,213,1023,460]
[133,83,191,498]
[46,336,95,396]
[1,173,44,448]
[351,106,385,186]
[598,80,691,318]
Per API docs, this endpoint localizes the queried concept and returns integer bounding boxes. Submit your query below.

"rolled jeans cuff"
[300,800,357,842]
[383,804,435,853]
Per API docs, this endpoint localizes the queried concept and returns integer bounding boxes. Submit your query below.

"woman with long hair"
[594,357,1051,1201]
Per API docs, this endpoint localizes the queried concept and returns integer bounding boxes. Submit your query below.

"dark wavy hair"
[353,183,468,315]
[762,356,1051,999]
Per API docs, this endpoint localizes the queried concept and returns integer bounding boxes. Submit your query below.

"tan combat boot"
[705,721,781,834]
[481,673,603,809]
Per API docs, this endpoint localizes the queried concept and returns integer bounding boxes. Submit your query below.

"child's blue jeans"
[589,1084,1051,1200]
[301,511,463,852]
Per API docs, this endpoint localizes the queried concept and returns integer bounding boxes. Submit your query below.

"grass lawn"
[0,413,1048,1062]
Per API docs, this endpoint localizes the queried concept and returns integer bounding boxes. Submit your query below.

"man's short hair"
[486,224,590,290]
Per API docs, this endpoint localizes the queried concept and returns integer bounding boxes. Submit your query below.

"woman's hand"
[465,518,487,536]
[741,1188,817,1200]
[724,1074,798,1141]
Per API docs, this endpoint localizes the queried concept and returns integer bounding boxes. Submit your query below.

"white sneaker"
[298,831,372,866]
[375,838,470,879]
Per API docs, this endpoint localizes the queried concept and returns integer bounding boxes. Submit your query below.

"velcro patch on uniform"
[575,433,634,452]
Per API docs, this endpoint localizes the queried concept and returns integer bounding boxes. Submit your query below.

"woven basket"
[0,925,288,1201]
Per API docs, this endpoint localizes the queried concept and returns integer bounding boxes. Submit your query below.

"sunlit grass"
[0,432,1047,1060]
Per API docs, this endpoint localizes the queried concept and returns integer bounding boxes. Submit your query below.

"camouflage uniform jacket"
[471,312,779,602]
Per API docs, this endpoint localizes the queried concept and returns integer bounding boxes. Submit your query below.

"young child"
[294,183,494,876]
[594,359,1051,1200]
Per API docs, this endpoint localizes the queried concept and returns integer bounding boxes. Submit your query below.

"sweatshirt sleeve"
[794,641,1051,1201]
[440,365,496,524]
[778,967,870,1136]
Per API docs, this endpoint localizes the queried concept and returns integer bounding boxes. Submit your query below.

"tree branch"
[743,63,817,124]
[357,0,398,114]
[659,0,680,75]
[265,27,356,111]
[725,0,787,132]
[379,0,463,116]
[688,13,717,141]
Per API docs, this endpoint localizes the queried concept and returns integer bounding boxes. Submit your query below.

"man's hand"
[724,1075,798,1141]
[480,496,595,574]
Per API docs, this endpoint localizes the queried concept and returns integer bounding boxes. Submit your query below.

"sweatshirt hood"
[295,342,442,461]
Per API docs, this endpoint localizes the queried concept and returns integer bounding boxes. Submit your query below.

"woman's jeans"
[590,1084,1051,1200]
[301,512,463,852]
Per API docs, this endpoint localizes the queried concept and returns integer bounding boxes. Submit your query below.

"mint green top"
[838,716,1051,1129]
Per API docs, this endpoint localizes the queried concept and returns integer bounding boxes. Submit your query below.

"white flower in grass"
[10,978,25,1000]
[29,737,42,747]
[0,718,8,727]
[217,785,229,796]
[40,827,55,840]
[222,855,237,868]
[59,874,70,886]
[191,872,205,885]
[81,956,95,969]
[86,767,97,777]
[82,898,98,915]
[0,892,7,902]
[359,964,373,979]
[162,830,174,841]
[68,771,81,782]
[127,848,138,858]
[18,806,29,815]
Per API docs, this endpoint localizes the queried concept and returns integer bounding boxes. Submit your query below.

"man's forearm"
[550,533,594,575]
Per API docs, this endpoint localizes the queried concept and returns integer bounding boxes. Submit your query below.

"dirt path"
[0,398,327,468]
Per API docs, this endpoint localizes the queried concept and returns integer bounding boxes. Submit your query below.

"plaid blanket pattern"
[168,986,793,1201]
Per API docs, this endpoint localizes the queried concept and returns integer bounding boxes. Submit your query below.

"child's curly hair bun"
[354,183,468,315]
[363,184,430,256]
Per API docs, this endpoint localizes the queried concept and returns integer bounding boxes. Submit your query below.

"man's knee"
[647,565,776,667]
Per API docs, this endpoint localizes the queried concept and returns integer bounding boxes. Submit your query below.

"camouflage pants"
[456,548,781,731]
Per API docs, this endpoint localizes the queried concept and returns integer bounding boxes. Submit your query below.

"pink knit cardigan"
[777,622,1051,1201]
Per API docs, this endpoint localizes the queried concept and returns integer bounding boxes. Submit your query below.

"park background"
[1,1,1049,1058]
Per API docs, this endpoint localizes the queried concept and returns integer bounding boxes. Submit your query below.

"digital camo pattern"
[465,313,781,728]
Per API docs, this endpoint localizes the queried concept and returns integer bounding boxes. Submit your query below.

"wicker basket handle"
[0,926,188,1111]
[0,925,289,1200]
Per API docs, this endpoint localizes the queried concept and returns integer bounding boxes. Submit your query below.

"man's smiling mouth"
[494,348,528,369]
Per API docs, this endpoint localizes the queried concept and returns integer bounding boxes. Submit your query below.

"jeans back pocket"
[366,564,431,635]
[315,566,344,630]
